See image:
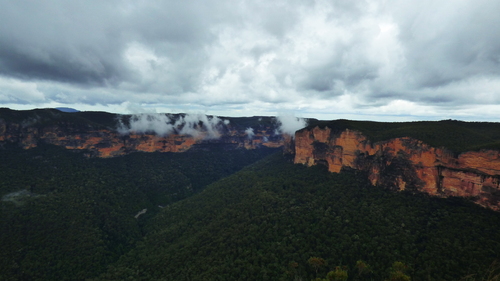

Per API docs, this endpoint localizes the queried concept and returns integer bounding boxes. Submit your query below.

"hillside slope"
[0,144,278,280]
[96,153,500,281]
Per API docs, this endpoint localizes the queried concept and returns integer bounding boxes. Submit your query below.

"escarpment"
[290,125,500,210]
[0,109,284,157]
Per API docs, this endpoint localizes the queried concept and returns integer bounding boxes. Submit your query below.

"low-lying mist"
[117,113,229,139]
[117,112,308,139]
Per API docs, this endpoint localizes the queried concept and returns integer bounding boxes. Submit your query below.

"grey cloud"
[419,96,456,104]
[0,0,230,88]
[0,1,128,85]
[1,0,500,121]
[0,0,385,100]
[393,0,500,89]
[245,1,301,38]
[0,44,125,86]
[299,63,379,96]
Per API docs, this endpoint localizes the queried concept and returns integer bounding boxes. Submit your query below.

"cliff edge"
[0,108,284,157]
[290,125,500,210]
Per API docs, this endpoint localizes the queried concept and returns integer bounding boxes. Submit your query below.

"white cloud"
[0,77,45,104]
[0,0,499,122]
[118,112,230,139]
[118,113,174,136]
[245,127,255,139]
[176,113,224,139]
[276,112,307,137]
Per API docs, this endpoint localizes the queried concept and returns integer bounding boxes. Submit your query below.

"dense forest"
[2,109,500,280]
[306,119,500,153]
[92,153,500,281]
[2,146,500,280]
[0,144,278,280]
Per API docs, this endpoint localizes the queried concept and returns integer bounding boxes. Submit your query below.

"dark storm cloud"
[0,0,499,121]
[0,1,129,85]
[392,0,500,89]
[0,0,229,87]
[0,43,124,85]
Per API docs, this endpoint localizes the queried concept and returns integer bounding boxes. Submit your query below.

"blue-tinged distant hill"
[55,107,80,112]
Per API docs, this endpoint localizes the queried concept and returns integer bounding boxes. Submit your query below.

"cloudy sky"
[0,0,499,121]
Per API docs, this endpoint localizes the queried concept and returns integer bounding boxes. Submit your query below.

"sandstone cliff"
[0,109,284,157]
[291,125,500,210]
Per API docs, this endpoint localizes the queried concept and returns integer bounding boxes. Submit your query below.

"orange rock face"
[0,119,284,158]
[292,126,500,211]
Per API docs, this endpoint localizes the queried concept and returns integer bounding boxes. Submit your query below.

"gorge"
[2,108,500,211]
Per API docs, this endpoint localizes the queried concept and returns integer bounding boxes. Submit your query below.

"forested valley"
[1,145,500,280]
[0,144,277,280]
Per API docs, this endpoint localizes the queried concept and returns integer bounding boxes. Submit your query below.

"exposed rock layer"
[0,118,283,157]
[291,126,500,210]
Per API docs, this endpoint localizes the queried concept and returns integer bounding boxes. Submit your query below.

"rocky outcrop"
[291,126,500,210]
[0,113,284,157]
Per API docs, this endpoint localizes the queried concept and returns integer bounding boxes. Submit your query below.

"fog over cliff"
[276,114,307,137]
[245,127,255,139]
[118,113,230,139]
[118,112,308,139]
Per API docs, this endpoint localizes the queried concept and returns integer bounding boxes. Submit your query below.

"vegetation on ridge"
[0,108,283,132]
[305,119,500,153]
